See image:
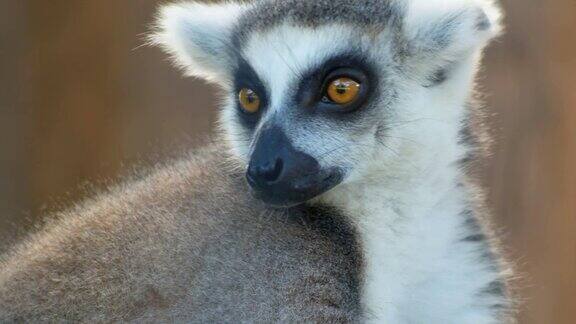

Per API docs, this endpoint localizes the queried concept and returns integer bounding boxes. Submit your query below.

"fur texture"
[1,0,513,322]
[0,146,363,322]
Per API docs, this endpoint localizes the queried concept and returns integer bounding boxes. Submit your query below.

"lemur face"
[154,0,501,207]
[225,25,393,206]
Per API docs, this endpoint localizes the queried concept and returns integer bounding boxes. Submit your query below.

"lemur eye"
[325,77,361,105]
[238,88,261,113]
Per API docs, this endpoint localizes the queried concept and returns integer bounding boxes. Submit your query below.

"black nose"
[248,157,284,184]
[246,125,341,207]
[247,147,319,190]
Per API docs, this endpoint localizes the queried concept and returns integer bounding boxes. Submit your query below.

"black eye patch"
[297,53,378,116]
[233,57,269,128]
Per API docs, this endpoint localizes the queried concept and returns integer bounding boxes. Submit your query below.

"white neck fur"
[318,55,507,323]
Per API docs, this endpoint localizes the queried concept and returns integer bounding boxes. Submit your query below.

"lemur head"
[154,0,502,207]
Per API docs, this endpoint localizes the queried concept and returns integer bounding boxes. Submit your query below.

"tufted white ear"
[403,0,503,71]
[152,2,248,84]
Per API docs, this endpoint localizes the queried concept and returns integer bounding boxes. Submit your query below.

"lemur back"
[0,145,363,322]
[1,0,513,322]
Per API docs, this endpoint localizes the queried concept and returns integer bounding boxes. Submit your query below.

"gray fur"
[0,144,364,322]
[234,0,404,45]
[459,194,514,316]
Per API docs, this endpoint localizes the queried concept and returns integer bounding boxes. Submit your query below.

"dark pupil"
[246,91,256,103]
[336,84,347,94]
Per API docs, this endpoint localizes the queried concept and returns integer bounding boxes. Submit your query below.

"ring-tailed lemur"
[0,0,514,322]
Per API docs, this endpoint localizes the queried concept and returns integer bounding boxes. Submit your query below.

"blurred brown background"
[0,1,574,323]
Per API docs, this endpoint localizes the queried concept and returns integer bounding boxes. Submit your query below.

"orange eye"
[326,77,361,105]
[238,88,261,113]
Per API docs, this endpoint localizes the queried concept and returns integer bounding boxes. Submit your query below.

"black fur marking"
[481,280,511,318]
[233,56,270,129]
[457,153,475,167]
[459,118,476,146]
[462,210,482,232]
[294,53,380,122]
[464,233,487,242]
[458,119,478,167]
[461,210,505,280]
[475,10,491,31]
[457,108,483,168]
[425,69,448,87]
[461,210,487,243]
[481,280,506,298]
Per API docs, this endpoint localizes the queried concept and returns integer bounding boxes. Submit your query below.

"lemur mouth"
[247,168,344,208]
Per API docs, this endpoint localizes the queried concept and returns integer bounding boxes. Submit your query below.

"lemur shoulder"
[0,0,514,322]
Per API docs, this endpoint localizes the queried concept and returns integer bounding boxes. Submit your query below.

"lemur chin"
[0,0,514,322]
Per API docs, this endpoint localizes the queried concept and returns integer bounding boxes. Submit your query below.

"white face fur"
[154,0,502,206]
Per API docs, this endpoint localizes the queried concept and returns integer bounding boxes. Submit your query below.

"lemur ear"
[152,2,247,84]
[403,0,502,68]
